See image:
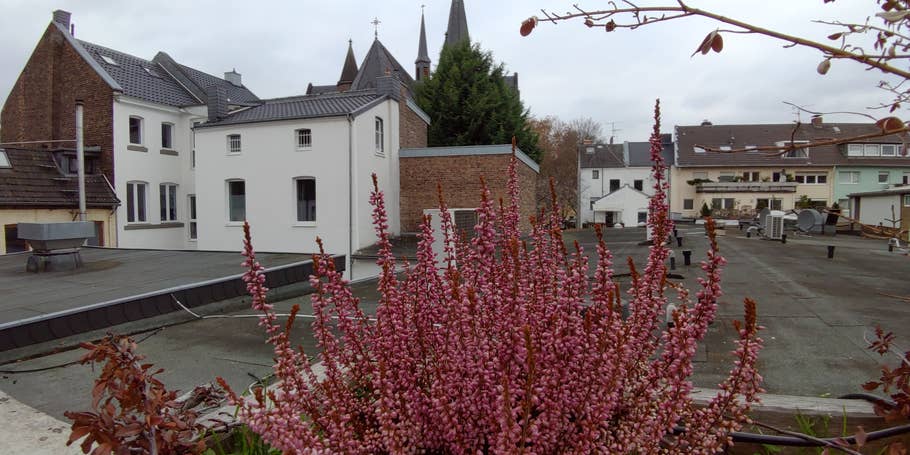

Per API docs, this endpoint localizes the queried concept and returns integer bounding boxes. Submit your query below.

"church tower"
[337,40,358,92]
[444,0,469,47]
[415,10,431,81]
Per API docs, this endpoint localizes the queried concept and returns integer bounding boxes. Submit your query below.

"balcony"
[695,182,798,193]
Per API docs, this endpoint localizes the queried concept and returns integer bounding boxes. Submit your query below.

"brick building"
[400,144,539,234]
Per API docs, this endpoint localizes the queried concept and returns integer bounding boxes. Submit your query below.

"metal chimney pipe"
[76,101,86,221]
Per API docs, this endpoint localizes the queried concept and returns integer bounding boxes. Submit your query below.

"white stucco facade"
[193,100,401,265]
[580,166,654,223]
[112,96,204,249]
[591,185,651,226]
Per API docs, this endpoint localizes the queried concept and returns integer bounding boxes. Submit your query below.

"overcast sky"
[0,1,897,141]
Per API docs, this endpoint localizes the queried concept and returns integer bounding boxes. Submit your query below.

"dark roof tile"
[199,90,383,127]
[0,148,119,207]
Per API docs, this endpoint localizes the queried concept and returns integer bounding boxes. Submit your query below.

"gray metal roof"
[847,186,910,198]
[306,83,339,95]
[175,63,259,105]
[198,90,384,127]
[627,135,675,166]
[351,39,416,93]
[400,144,539,173]
[416,12,430,64]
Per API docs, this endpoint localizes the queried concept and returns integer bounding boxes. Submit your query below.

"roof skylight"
[100,55,118,66]
[0,150,10,168]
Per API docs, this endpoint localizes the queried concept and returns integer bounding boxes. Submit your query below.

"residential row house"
[670,119,910,218]
[579,135,674,225]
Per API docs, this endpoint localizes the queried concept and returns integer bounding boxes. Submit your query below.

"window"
[585,146,594,154]
[592,170,600,179]
[126,182,148,223]
[227,180,246,222]
[633,179,644,191]
[159,184,177,222]
[129,116,143,145]
[637,212,648,224]
[795,173,827,184]
[693,171,708,180]
[839,171,860,184]
[756,198,783,211]
[191,121,201,169]
[904,195,910,207]
[375,117,384,154]
[161,123,174,149]
[879,171,890,184]
[188,195,197,240]
[882,144,898,156]
[296,129,312,150]
[227,134,241,154]
[0,150,9,168]
[718,172,736,182]
[100,55,119,66]
[904,172,910,185]
[847,144,863,157]
[295,178,316,223]
[63,155,96,175]
[683,199,694,210]
[609,179,620,192]
[4,225,29,253]
[742,171,760,182]
[864,144,881,157]
[777,141,809,158]
[711,198,735,209]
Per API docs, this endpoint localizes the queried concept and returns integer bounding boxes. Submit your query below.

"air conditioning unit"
[765,210,785,240]
[423,208,477,269]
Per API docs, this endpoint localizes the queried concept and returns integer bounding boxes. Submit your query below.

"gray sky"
[0,1,896,141]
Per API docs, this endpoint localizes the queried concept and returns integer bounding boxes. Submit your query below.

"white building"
[579,137,674,225]
[847,187,910,240]
[194,76,428,268]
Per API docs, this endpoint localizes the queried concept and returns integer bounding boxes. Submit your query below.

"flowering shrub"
[218,99,764,453]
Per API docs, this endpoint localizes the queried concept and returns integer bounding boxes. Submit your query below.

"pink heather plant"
[218,99,764,453]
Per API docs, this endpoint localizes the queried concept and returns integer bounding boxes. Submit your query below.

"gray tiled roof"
[175,63,259,104]
[676,123,909,167]
[627,134,675,166]
[306,83,339,95]
[76,40,258,108]
[579,143,624,168]
[351,39,416,92]
[198,90,384,127]
[78,40,199,107]
[0,148,119,208]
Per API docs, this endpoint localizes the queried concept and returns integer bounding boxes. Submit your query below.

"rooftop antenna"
[371,17,382,40]
[608,121,622,145]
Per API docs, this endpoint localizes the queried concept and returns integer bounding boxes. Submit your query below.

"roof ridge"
[76,39,154,64]
[262,89,377,104]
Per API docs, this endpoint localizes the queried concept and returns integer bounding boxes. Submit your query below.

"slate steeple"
[444,0,469,47]
[337,40,358,92]
[415,9,431,81]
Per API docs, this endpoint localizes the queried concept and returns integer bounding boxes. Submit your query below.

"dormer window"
[777,140,809,158]
[100,55,119,66]
[0,150,9,168]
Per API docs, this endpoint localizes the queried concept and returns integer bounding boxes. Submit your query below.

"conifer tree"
[416,40,540,162]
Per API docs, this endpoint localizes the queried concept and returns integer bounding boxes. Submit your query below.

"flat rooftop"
[0,247,309,326]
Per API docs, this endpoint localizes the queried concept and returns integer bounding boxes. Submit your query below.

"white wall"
[352,101,400,252]
[592,185,651,227]
[112,97,203,249]
[857,194,902,226]
[580,167,653,223]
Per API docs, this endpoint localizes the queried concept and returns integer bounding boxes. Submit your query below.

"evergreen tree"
[416,40,540,162]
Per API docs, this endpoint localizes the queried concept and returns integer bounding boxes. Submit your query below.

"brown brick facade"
[1,24,115,182]
[399,101,427,149]
[400,154,538,233]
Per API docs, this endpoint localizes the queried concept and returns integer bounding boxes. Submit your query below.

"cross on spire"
[371,17,381,40]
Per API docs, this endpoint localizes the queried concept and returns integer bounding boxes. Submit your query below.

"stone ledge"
[126,145,148,152]
[159,148,179,156]
[124,222,185,231]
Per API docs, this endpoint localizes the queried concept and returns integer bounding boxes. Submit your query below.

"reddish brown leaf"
[862,380,881,391]
[828,32,843,40]
[876,116,906,133]
[711,33,724,52]
[817,59,831,75]
[584,18,594,28]
[605,20,616,32]
[854,426,868,447]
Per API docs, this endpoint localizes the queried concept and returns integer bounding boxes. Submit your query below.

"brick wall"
[1,24,115,182]
[399,153,538,233]
[399,100,427,149]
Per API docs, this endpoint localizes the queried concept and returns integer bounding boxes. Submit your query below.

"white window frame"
[293,177,317,225]
[864,144,881,157]
[742,171,760,182]
[188,194,197,241]
[838,171,860,184]
[777,140,809,158]
[795,173,827,185]
[904,194,910,207]
[227,134,242,155]
[693,146,706,154]
[879,171,890,184]
[296,128,312,151]
[0,150,10,168]
[847,144,864,157]
[374,117,385,155]
[126,181,148,223]
[161,122,174,150]
[226,179,246,224]
[159,183,178,222]
[882,144,898,157]
[129,116,144,145]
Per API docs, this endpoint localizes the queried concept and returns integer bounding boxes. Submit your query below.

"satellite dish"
[796,209,824,233]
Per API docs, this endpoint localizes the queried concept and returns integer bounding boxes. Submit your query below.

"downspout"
[347,113,354,278]
[76,101,86,221]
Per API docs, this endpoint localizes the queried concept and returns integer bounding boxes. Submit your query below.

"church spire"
[444,0,469,47]
[337,39,358,92]
[415,7,431,81]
